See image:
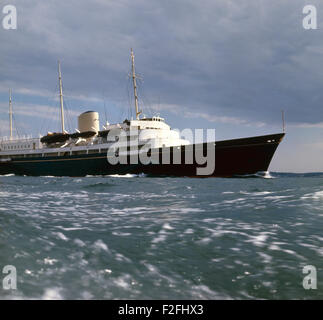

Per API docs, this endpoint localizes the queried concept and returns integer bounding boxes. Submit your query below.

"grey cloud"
[1,0,323,125]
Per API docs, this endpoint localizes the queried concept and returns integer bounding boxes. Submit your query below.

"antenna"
[281,110,285,133]
[9,89,13,140]
[58,60,65,133]
[130,48,141,120]
[103,96,108,126]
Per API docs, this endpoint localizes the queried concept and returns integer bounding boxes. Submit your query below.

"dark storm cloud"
[1,0,323,125]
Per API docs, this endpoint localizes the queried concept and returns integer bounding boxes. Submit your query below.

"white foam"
[177,207,204,213]
[44,258,58,265]
[162,223,174,230]
[113,275,131,290]
[74,239,86,247]
[245,233,270,247]
[240,191,272,196]
[104,269,112,274]
[151,234,167,244]
[112,231,132,236]
[145,264,158,273]
[256,171,275,179]
[115,253,132,263]
[53,232,69,241]
[223,198,245,204]
[93,239,109,252]
[265,195,293,200]
[269,244,281,251]
[258,252,272,263]
[57,226,87,231]
[42,288,63,300]
[107,174,138,178]
[311,190,323,199]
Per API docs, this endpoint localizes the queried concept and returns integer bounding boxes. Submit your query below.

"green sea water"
[0,173,322,299]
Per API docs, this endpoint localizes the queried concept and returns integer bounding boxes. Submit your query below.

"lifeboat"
[40,132,70,144]
[69,131,97,139]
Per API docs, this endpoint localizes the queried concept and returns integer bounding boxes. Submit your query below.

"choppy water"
[0,173,323,299]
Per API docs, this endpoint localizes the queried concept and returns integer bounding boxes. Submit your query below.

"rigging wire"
[136,78,155,118]
[12,113,21,138]
[103,96,108,126]
[38,83,60,135]
[126,74,133,120]
[61,87,75,133]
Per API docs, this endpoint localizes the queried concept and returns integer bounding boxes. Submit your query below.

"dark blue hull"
[0,133,285,177]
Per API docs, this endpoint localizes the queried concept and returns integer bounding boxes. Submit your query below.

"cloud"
[1,0,323,128]
[0,100,81,136]
[0,85,102,104]
[291,122,323,128]
[0,101,79,119]
[150,103,266,126]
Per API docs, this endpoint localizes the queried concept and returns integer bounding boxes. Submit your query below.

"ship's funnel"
[78,111,99,133]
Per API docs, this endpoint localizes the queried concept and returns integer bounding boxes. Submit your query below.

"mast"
[281,110,285,133]
[131,49,141,120]
[9,89,13,140]
[58,60,65,133]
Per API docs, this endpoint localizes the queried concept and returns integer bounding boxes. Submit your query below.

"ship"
[0,50,285,177]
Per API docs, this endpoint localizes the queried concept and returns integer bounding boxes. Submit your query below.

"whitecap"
[113,275,131,290]
[162,223,174,230]
[53,232,69,241]
[74,239,86,247]
[223,198,246,204]
[177,207,204,213]
[44,258,58,265]
[245,233,269,247]
[269,244,281,251]
[42,288,63,300]
[151,234,167,244]
[240,191,272,196]
[301,190,323,200]
[112,231,132,236]
[107,174,138,178]
[115,253,132,263]
[93,239,110,252]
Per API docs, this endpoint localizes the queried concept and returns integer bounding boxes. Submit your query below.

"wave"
[1,172,323,179]
[232,171,323,179]
[83,182,116,189]
[232,171,275,179]
[83,173,146,178]
[271,172,323,178]
[106,173,146,178]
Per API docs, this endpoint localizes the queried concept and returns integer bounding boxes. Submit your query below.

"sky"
[0,0,323,172]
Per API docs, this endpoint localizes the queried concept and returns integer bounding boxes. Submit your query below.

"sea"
[0,172,322,300]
